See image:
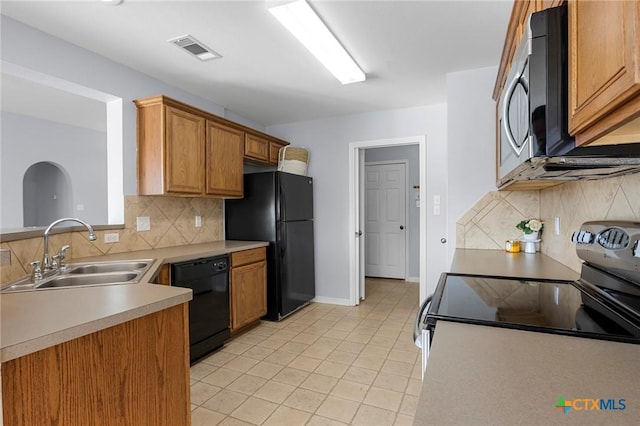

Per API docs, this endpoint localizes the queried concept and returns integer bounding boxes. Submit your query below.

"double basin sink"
[1,259,155,293]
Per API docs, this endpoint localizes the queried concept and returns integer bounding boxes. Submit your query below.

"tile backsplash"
[457,172,640,273]
[0,195,224,283]
[455,190,540,250]
[540,172,640,271]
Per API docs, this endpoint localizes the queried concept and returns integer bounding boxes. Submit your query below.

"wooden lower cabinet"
[1,304,191,426]
[230,248,267,332]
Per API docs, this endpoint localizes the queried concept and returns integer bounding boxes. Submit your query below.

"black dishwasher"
[171,255,230,363]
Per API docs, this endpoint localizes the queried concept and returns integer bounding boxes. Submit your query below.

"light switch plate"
[136,216,151,232]
[195,215,202,227]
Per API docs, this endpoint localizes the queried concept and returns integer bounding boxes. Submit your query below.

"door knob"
[440,238,447,244]
[400,226,405,230]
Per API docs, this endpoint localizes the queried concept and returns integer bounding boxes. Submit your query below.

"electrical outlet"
[104,232,120,243]
[0,249,11,267]
[195,215,202,227]
[136,216,151,232]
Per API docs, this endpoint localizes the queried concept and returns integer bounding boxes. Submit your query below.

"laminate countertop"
[450,248,580,281]
[0,240,268,362]
[414,249,638,425]
[414,321,640,425]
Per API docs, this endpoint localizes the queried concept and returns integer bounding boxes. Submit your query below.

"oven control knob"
[571,231,594,244]
[580,231,594,244]
[633,241,640,258]
[571,231,580,243]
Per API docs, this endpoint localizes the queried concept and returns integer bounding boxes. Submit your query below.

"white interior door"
[365,162,406,279]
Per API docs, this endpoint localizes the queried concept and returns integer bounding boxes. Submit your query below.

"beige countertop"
[0,240,268,362]
[451,248,580,281]
[415,321,640,425]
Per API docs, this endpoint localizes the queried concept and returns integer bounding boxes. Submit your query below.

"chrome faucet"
[42,218,96,271]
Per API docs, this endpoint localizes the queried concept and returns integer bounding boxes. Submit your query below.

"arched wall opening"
[23,161,72,227]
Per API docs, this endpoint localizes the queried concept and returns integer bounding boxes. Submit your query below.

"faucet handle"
[30,261,43,282]
[58,245,70,270]
[51,255,59,270]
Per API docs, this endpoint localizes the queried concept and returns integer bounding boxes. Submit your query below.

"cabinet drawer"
[231,247,266,267]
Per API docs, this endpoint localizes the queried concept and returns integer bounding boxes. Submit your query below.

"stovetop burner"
[421,221,640,345]
[427,273,639,343]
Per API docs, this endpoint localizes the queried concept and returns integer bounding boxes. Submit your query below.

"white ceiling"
[0,0,513,127]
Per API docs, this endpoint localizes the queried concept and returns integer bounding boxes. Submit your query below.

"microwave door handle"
[502,74,528,157]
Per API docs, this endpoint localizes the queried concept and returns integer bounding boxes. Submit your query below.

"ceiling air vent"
[168,35,221,61]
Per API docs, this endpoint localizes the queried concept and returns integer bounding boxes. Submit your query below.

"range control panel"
[573,221,640,285]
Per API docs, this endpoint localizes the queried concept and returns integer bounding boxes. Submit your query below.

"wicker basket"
[277,146,309,176]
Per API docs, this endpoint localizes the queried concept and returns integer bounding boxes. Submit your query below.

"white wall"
[364,145,420,279]
[1,16,265,198]
[1,112,107,228]
[446,66,498,263]
[268,104,448,303]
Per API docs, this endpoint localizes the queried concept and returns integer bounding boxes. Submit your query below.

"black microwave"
[497,5,574,185]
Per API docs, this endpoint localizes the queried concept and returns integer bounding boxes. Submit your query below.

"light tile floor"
[190,278,421,426]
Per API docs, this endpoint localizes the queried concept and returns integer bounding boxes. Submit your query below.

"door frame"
[348,136,426,306]
[363,160,410,282]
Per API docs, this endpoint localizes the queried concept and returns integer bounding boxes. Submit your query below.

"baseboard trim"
[406,276,419,283]
[311,296,354,306]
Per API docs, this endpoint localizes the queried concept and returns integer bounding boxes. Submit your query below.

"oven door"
[498,33,534,183]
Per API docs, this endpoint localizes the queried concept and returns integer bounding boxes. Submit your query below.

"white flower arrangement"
[516,218,544,234]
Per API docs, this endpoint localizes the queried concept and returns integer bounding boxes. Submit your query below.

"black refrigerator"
[225,171,315,321]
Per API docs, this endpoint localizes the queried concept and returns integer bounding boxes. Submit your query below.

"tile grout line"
[190,279,419,425]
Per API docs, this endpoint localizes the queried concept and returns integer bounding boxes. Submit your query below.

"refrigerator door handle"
[280,225,287,257]
[279,185,287,222]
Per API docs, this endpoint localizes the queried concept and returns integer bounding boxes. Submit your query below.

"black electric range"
[414,221,640,351]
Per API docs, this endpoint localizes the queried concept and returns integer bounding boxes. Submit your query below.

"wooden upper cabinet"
[569,0,640,145]
[136,95,291,196]
[245,133,269,162]
[269,141,286,165]
[165,106,205,194]
[206,121,244,197]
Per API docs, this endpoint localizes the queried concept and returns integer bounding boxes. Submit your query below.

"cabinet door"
[269,141,285,165]
[206,121,244,197]
[245,133,269,162]
[569,0,640,139]
[230,261,267,331]
[165,106,205,194]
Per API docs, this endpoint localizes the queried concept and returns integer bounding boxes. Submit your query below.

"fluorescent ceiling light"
[268,0,365,85]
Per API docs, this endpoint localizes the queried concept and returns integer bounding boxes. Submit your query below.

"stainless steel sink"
[36,272,138,289]
[0,259,155,293]
[68,261,152,275]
